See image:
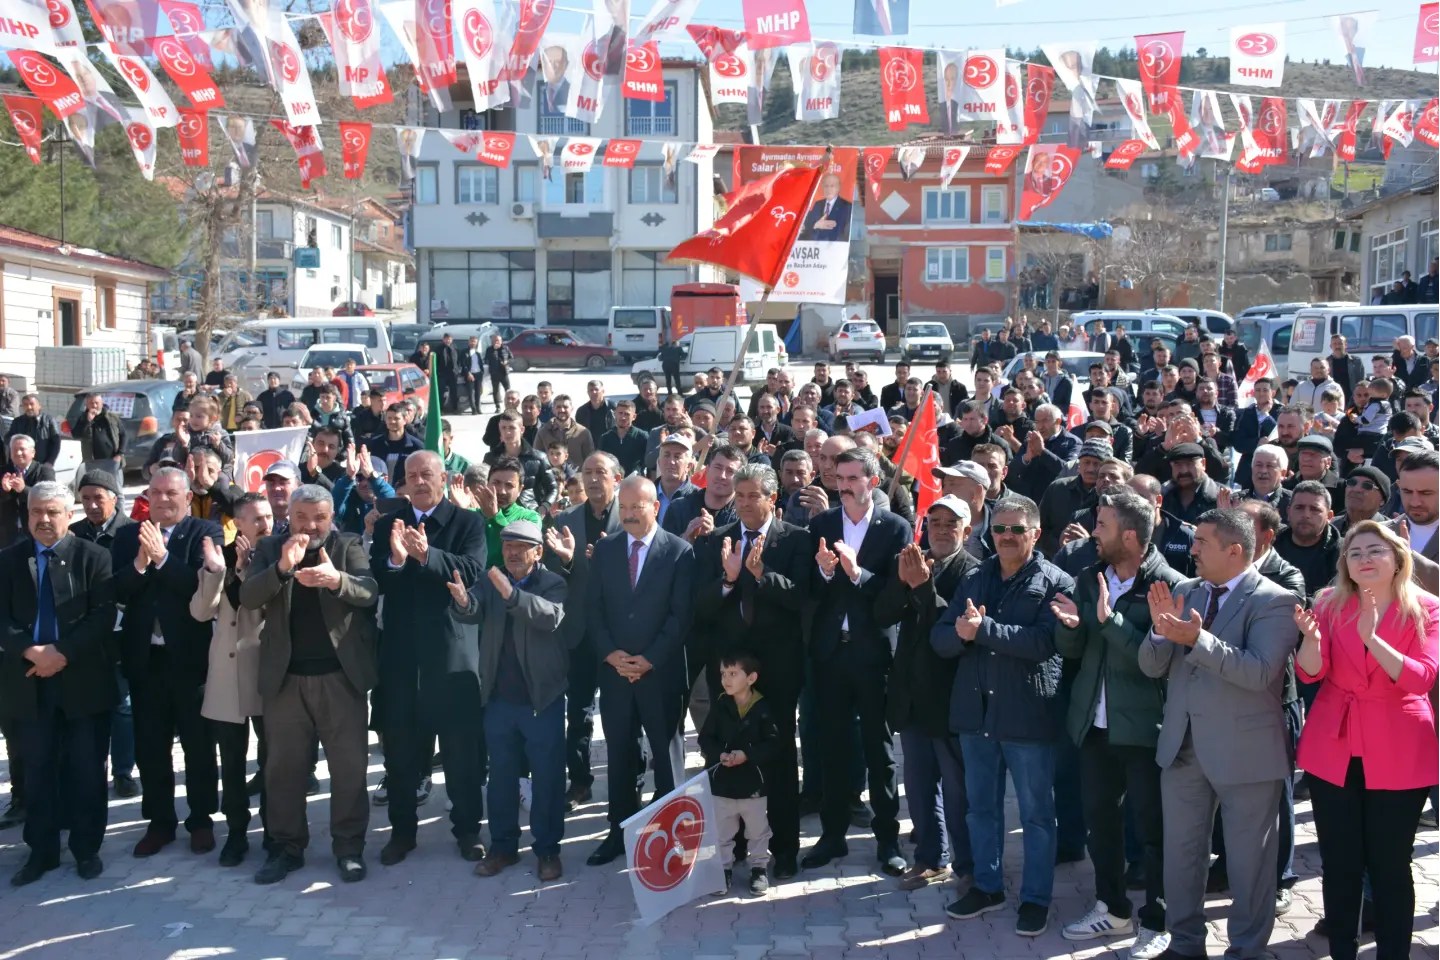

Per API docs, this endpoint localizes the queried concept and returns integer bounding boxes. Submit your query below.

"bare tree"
[1112,204,1210,309]
[1016,228,1101,322]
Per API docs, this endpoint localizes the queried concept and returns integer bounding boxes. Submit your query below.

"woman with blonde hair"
[1293,519,1438,960]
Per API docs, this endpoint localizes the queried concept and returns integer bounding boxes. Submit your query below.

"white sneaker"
[1129,928,1172,960]
[519,777,533,812]
[1062,901,1134,941]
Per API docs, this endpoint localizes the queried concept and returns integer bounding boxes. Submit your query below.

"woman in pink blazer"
[1294,519,1438,960]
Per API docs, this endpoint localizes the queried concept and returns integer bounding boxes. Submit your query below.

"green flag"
[424,353,443,455]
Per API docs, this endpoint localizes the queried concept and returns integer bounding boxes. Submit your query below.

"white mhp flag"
[232,427,310,493]
[622,769,725,926]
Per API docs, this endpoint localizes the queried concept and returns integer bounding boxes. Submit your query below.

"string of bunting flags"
[0,0,1435,189]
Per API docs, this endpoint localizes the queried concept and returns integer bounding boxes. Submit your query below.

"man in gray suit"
[1140,508,1295,960]
[241,485,379,886]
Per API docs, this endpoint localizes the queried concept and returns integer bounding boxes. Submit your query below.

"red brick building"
[861,148,1017,332]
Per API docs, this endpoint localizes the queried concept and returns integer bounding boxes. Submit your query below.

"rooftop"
[0,224,170,279]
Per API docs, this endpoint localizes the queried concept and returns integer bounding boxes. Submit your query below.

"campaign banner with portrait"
[734,146,856,304]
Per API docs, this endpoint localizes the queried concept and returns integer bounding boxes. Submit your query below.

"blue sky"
[528,0,1437,71]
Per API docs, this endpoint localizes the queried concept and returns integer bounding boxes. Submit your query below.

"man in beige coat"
[192,492,272,868]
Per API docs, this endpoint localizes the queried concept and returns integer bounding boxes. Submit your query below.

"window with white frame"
[925,247,969,283]
[256,209,275,238]
[515,166,537,204]
[923,188,969,224]
[628,165,678,204]
[981,186,1006,223]
[537,83,587,135]
[331,224,343,248]
[985,246,1006,282]
[1370,227,1408,300]
[1421,218,1438,273]
[543,169,605,207]
[625,82,677,136]
[415,164,439,204]
[456,165,500,204]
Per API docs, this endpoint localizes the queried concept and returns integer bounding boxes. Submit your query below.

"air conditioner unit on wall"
[512,202,534,219]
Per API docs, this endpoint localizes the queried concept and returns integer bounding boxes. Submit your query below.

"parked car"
[358,363,432,408]
[898,321,955,363]
[333,301,375,316]
[507,328,619,371]
[1070,310,1190,340]
[418,321,499,351]
[218,317,395,394]
[60,379,183,474]
[829,320,886,363]
[631,325,786,388]
[1144,308,1234,336]
[387,323,433,358]
[1289,304,1439,379]
[1001,351,1106,386]
[289,344,374,392]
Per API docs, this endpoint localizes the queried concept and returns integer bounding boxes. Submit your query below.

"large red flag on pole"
[892,390,939,542]
[666,163,823,288]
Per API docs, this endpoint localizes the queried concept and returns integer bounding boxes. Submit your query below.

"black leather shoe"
[10,855,59,886]
[380,838,416,866]
[218,834,249,868]
[564,784,592,811]
[76,856,103,880]
[457,835,487,862]
[772,855,798,881]
[337,856,366,882]
[876,843,907,877]
[800,838,849,870]
[113,775,139,798]
[253,851,303,885]
[586,831,626,866]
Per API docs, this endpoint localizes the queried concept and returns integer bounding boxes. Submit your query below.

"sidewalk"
[0,728,1435,960]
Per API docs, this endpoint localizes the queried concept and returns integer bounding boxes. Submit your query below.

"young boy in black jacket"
[699,653,778,896]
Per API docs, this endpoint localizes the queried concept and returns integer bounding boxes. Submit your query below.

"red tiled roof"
[0,224,170,278]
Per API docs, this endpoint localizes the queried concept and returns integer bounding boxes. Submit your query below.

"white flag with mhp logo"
[233,427,309,493]
[622,770,725,926]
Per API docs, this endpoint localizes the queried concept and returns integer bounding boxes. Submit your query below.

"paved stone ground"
[0,724,1436,960]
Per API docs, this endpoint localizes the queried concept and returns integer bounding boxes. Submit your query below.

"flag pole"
[712,148,835,419]
[887,385,933,498]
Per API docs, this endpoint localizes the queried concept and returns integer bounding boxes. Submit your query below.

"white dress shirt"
[722,517,773,598]
[1410,518,1439,556]
[628,525,659,583]
[819,502,873,629]
[1094,566,1137,729]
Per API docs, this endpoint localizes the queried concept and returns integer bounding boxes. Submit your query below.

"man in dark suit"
[802,447,912,876]
[0,435,56,550]
[5,394,61,466]
[112,466,223,857]
[799,174,853,242]
[543,451,624,808]
[694,463,812,880]
[0,481,117,885]
[436,333,461,413]
[242,485,379,885]
[584,475,695,866]
[370,451,487,866]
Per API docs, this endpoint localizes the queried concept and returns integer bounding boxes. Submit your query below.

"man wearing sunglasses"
[1334,465,1390,536]
[932,494,1074,938]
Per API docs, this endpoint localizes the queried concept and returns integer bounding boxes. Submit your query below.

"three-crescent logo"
[713,53,746,78]
[343,126,368,150]
[608,139,638,155]
[462,9,493,59]
[989,146,1016,162]
[243,450,284,492]
[271,41,300,83]
[568,141,594,155]
[423,0,450,38]
[1236,32,1276,57]
[582,39,604,80]
[882,56,916,93]
[336,0,374,43]
[1004,71,1020,109]
[1141,40,1173,77]
[632,796,704,893]
[964,55,997,89]
[782,271,800,288]
[18,55,58,91]
[127,123,152,150]
[45,0,71,29]
[944,148,961,166]
[484,134,511,152]
[1027,76,1049,109]
[809,43,838,82]
[177,111,202,138]
[1259,105,1283,135]
[166,5,201,33]
[626,44,655,72]
[1426,9,1439,34]
[865,153,884,175]
[1115,140,1144,158]
[158,38,198,77]
[118,57,149,92]
[770,205,797,227]
[1050,152,1073,181]
[1423,101,1438,130]
[1124,93,1144,120]
[519,0,550,29]
[9,110,35,135]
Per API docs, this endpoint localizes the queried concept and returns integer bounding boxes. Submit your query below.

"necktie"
[35,548,57,648]
[629,539,643,590]
[740,530,759,625]
[1201,586,1228,631]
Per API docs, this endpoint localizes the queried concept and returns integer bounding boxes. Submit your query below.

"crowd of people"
[0,320,1436,960]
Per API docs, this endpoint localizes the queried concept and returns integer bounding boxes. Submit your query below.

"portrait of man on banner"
[799,173,852,242]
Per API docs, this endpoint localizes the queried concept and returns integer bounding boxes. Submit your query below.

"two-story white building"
[409,60,714,331]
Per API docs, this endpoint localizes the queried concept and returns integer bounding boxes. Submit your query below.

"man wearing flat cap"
[449,518,569,882]
[1334,465,1390,536]
[1285,434,1343,509]
[1160,443,1220,525]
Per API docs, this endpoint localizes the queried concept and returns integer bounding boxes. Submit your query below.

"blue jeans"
[960,735,1057,907]
[485,697,565,858]
[110,666,134,779]
[900,728,973,875]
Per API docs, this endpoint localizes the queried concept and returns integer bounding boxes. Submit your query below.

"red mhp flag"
[270,119,327,188]
[340,121,371,179]
[1417,98,1439,149]
[176,106,208,165]
[1417,2,1439,64]
[1019,145,1080,220]
[149,34,225,108]
[478,131,516,167]
[893,392,939,542]
[879,47,927,131]
[1105,139,1148,170]
[4,94,45,164]
[862,145,891,203]
[984,145,1021,175]
[741,0,809,49]
[416,0,458,90]
[1166,88,1199,158]
[1023,64,1053,145]
[8,51,84,119]
[156,0,214,69]
[1135,31,1183,110]
[1253,97,1288,166]
[1238,337,1278,406]
[604,138,641,168]
[667,164,822,288]
[1335,100,1369,161]
[623,41,664,101]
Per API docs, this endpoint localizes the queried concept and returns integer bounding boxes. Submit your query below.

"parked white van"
[218,318,394,386]
[1287,304,1439,378]
[607,306,672,361]
[630,325,785,387]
